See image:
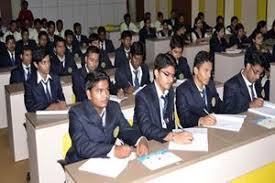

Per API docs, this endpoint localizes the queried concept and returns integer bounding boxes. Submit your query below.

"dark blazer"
[115,62,150,90]
[0,42,5,54]
[245,45,275,65]
[229,34,250,49]
[50,54,77,76]
[139,27,156,44]
[65,100,142,164]
[175,57,192,80]
[80,50,113,70]
[101,39,115,53]
[266,29,275,40]
[114,46,129,68]
[176,78,223,128]
[72,67,118,102]
[9,63,36,84]
[134,83,175,142]
[0,50,20,68]
[24,72,65,112]
[16,39,36,54]
[73,34,88,50]
[210,35,230,59]
[223,72,261,114]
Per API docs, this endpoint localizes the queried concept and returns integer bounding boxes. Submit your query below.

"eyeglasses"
[251,66,264,77]
[160,70,175,79]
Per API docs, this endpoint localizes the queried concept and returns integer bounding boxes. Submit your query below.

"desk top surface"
[215,52,245,57]
[64,112,275,183]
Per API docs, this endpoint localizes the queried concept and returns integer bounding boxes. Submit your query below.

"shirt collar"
[37,71,52,84]
[194,79,206,93]
[154,81,169,99]
[22,63,31,69]
[57,54,65,62]
[241,69,253,86]
[129,60,141,74]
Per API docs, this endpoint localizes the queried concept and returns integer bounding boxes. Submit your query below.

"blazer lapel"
[151,84,162,126]
[237,73,251,101]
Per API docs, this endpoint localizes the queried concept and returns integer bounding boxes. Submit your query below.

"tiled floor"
[0,128,29,183]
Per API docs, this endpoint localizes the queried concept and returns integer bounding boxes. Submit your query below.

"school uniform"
[209,35,230,59]
[24,71,65,112]
[139,27,156,44]
[0,50,20,68]
[174,57,192,80]
[134,82,175,142]
[16,39,36,54]
[3,31,21,42]
[266,29,275,40]
[99,39,115,53]
[223,71,262,114]
[115,61,150,90]
[114,46,130,68]
[50,53,77,76]
[191,29,206,43]
[73,34,88,50]
[10,63,36,84]
[65,100,142,164]
[229,34,250,49]
[120,22,139,33]
[176,78,223,128]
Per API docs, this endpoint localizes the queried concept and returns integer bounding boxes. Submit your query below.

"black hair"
[97,26,106,34]
[193,51,212,69]
[245,52,268,69]
[173,23,186,33]
[54,37,65,47]
[56,19,63,25]
[47,21,55,28]
[124,13,130,21]
[214,23,225,34]
[21,46,32,54]
[157,12,163,18]
[170,35,184,49]
[231,16,238,23]
[198,12,204,18]
[235,23,244,32]
[64,29,74,37]
[121,30,132,39]
[34,18,41,25]
[38,31,48,39]
[85,46,100,57]
[130,41,144,56]
[256,20,267,30]
[10,20,16,25]
[85,71,110,91]
[154,53,176,71]
[5,35,15,43]
[216,16,224,24]
[73,22,81,30]
[251,29,263,40]
[21,27,29,35]
[88,33,99,43]
[32,48,49,64]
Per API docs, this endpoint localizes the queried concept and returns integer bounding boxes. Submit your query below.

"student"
[266,19,275,40]
[66,71,148,164]
[176,51,223,128]
[223,53,267,114]
[191,17,209,43]
[16,28,36,54]
[114,31,132,67]
[41,18,48,30]
[173,23,191,44]
[213,16,224,32]
[10,46,35,84]
[24,48,66,112]
[250,21,268,41]
[229,23,250,49]
[154,11,165,32]
[36,31,53,54]
[115,41,150,94]
[30,18,42,43]
[64,29,78,55]
[134,53,193,143]
[47,21,58,45]
[73,22,88,49]
[167,9,177,28]
[139,12,153,29]
[97,26,115,53]
[50,37,77,76]
[169,35,192,80]
[197,12,212,33]
[72,46,120,102]
[0,35,20,67]
[54,19,65,38]
[139,17,156,45]
[2,20,21,42]
[157,20,173,38]
[120,13,139,33]
[176,13,191,33]
[226,16,238,35]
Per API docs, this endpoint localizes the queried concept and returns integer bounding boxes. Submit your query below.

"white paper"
[248,102,275,118]
[122,107,134,120]
[257,118,275,129]
[138,150,181,170]
[225,49,242,54]
[204,114,246,132]
[169,128,208,152]
[109,95,128,103]
[36,110,68,115]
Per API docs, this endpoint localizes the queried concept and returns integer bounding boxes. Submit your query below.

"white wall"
[267,0,275,29]
[242,0,257,34]
[205,0,217,26]
[28,0,127,35]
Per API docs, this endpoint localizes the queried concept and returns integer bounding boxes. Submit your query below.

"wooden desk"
[0,67,12,128]
[5,76,74,162]
[270,63,275,103]
[215,52,244,83]
[65,113,275,183]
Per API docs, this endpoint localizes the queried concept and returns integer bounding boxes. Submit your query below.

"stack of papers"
[109,95,128,103]
[36,110,68,115]
[257,118,275,129]
[204,114,246,132]
[248,102,275,118]
[225,49,243,54]
[169,128,208,152]
[138,149,181,170]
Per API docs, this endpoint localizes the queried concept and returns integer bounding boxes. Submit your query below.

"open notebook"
[248,101,275,118]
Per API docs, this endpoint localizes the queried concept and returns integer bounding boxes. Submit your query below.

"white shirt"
[120,22,139,33]
[241,70,257,101]
[124,48,130,59]
[37,71,52,97]
[22,63,31,80]
[8,50,15,61]
[3,30,21,42]
[100,40,106,51]
[29,29,39,43]
[129,60,142,87]
[100,108,106,127]
[57,55,66,67]
[154,81,169,129]
[54,30,65,38]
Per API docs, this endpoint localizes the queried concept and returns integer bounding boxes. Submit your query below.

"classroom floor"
[0,128,29,183]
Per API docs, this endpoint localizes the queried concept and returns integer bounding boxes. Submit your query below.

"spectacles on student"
[251,66,264,77]
[160,70,175,80]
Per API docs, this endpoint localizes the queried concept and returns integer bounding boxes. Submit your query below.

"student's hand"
[117,88,125,99]
[114,144,132,159]
[46,102,67,110]
[199,115,216,126]
[125,85,135,94]
[136,137,149,157]
[173,131,193,144]
[230,45,238,49]
[249,98,264,108]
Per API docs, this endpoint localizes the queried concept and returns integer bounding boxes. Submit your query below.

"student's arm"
[9,69,16,84]
[72,71,85,102]
[68,109,113,158]
[114,67,129,90]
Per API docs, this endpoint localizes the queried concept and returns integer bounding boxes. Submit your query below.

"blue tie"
[249,84,256,101]
[201,89,208,108]
[161,95,169,124]
[134,70,140,90]
[42,80,52,102]
[11,53,15,65]
[26,67,31,80]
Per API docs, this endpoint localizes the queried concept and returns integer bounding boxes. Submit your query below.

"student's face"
[217,28,225,38]
[21,50,32,65]
[56,22,63,32]
[34,22,41,31]
[24,20,31,29]
[196,20,203,29]
[85,53,99,71]
[22,31,29,42]
[232,19,238,27]
[10,23,17,32]
[260,26,267,34]
[171,47,183,60]
[55,41,65,56]
[99,32,106,41]
[145,19,151,28]
[177,27,186,36]
[65,35,74,45]
[48,25,55,34]
[253,33,263,46]
[87,80,110,109]
[245,63,264,83]
[122,37,132,49]
[42,21,47,28]
[125,17,130,25]
[75,26,81,35]
[90,40,100,48]
[154,65,175,91]
[179,16,184,23]
[218,18,224,24]
[5,39,16,52]
[35,55,51,75]
[131,54,143,70]
[39,35,48,47]
[237,28,245,37]
[194,62,212,86]
[158,15,164,22]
